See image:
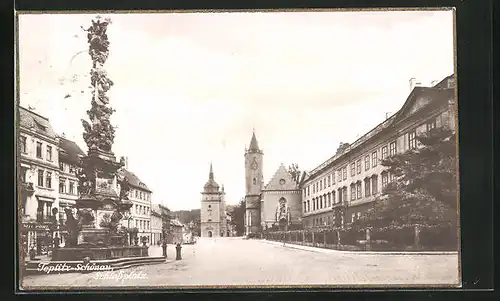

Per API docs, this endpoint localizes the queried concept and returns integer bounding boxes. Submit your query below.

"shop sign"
[22,223,50,231]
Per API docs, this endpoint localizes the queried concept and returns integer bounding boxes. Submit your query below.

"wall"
[261,190,302,227]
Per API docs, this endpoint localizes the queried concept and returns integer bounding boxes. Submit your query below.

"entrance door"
[208,231,212,237]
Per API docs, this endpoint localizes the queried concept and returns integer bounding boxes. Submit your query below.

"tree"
[228,199,246,236]
[357,127,458,228]
[287,163,301,183]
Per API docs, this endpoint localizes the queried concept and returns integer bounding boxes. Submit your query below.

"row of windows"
[303,172,395,213]
[134,190,150,201]
[20,136,55,162]
[135,219,150,229]
[303,117,442,199]
[37,169,52,188]
[304,140,397,198]
[59,179,77,195]
[59,162,76,174]
[135,204,150,216]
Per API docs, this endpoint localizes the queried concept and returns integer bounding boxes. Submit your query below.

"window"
[382,172,389,188]
[389,141,397,156]
[328,175,331,187]
[324,178,327,188]
[135,191,138,198]
[46,146,53,161]
[36,142,42,158]
[303,202,306,213]
[372,151,378,167]
[37,170,44,186]
[356,160,361,174]
[342,188,347,204]
[350,184,356,201]
[327,194,331,207]
[337,170,342,182]
[382,146,388,160]
[20,136,27,153]
[365,178,371,196]
[59,179,66,193]
[351,213,356,223]
[307,200,310,212]
[332,172,335,184]
[312,183,316,194]
[427,119,437,132]
[365,155,370,170]
[356,182,362,199]
[408,130,417,149]
[20,167,27,182]
[319,196,323,209]
[332,191,336,204]
[319,180,323,191]
[372,176,378,194]
[135,220,138,228]
[69,181,75,195]
[312,199,316,211]
[350,162,355,176]
[59,162,64,171]
[307,186,310,196]
[46,172,52,188]
[342,167,347,180]
[357,212,361,220]
[316,182,319,192]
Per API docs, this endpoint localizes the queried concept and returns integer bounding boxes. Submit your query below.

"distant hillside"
[170,209,200,224]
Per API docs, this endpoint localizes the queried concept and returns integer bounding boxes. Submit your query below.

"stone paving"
[20,237,460,289]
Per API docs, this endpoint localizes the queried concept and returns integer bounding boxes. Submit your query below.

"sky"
[17,10,454,210]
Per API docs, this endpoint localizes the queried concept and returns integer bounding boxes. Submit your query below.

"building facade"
[57,136,86,246]
[300,74,456,228]
[200,163,227,237]
[117,166,153,244]
[18,107,61,256]
[240,74,456,233]
[150,203,163,245]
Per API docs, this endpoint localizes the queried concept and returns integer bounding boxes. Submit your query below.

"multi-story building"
[300,74,456,228]
[18,106,61,256]
[117,162,153,244]
[57,136,85,245]
[150,203,165,245]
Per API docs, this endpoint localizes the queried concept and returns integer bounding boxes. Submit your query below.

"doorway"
[208,231,212,237]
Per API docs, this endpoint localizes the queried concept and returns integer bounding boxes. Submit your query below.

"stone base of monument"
[51,245,149,261]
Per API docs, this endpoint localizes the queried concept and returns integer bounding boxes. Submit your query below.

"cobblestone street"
[21,237,460,289]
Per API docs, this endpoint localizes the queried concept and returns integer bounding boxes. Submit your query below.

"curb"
[260,240,458,256]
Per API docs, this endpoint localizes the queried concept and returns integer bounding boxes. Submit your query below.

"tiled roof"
[18,106,57,139]
[59,137,85,165]
[117,168,152,192]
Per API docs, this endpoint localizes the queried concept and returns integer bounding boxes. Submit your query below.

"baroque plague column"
[63,16,133,248]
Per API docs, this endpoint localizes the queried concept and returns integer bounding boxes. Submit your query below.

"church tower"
[244,130,263,235]
[200,163,224,237]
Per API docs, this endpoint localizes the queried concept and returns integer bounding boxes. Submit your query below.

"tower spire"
[248,130,260,152]
[209,161,214,180]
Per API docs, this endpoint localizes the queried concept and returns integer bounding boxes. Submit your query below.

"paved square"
[21,237,460,289]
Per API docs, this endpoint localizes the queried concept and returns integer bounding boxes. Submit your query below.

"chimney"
[409,78,422,91]
[431,80,439,87]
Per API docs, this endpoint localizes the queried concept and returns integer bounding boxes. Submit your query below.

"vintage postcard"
[15,9,460,290]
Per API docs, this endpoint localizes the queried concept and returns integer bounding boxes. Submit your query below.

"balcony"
[21,181,35,195]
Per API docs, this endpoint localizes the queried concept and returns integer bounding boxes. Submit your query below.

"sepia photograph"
[15,9,460,289]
